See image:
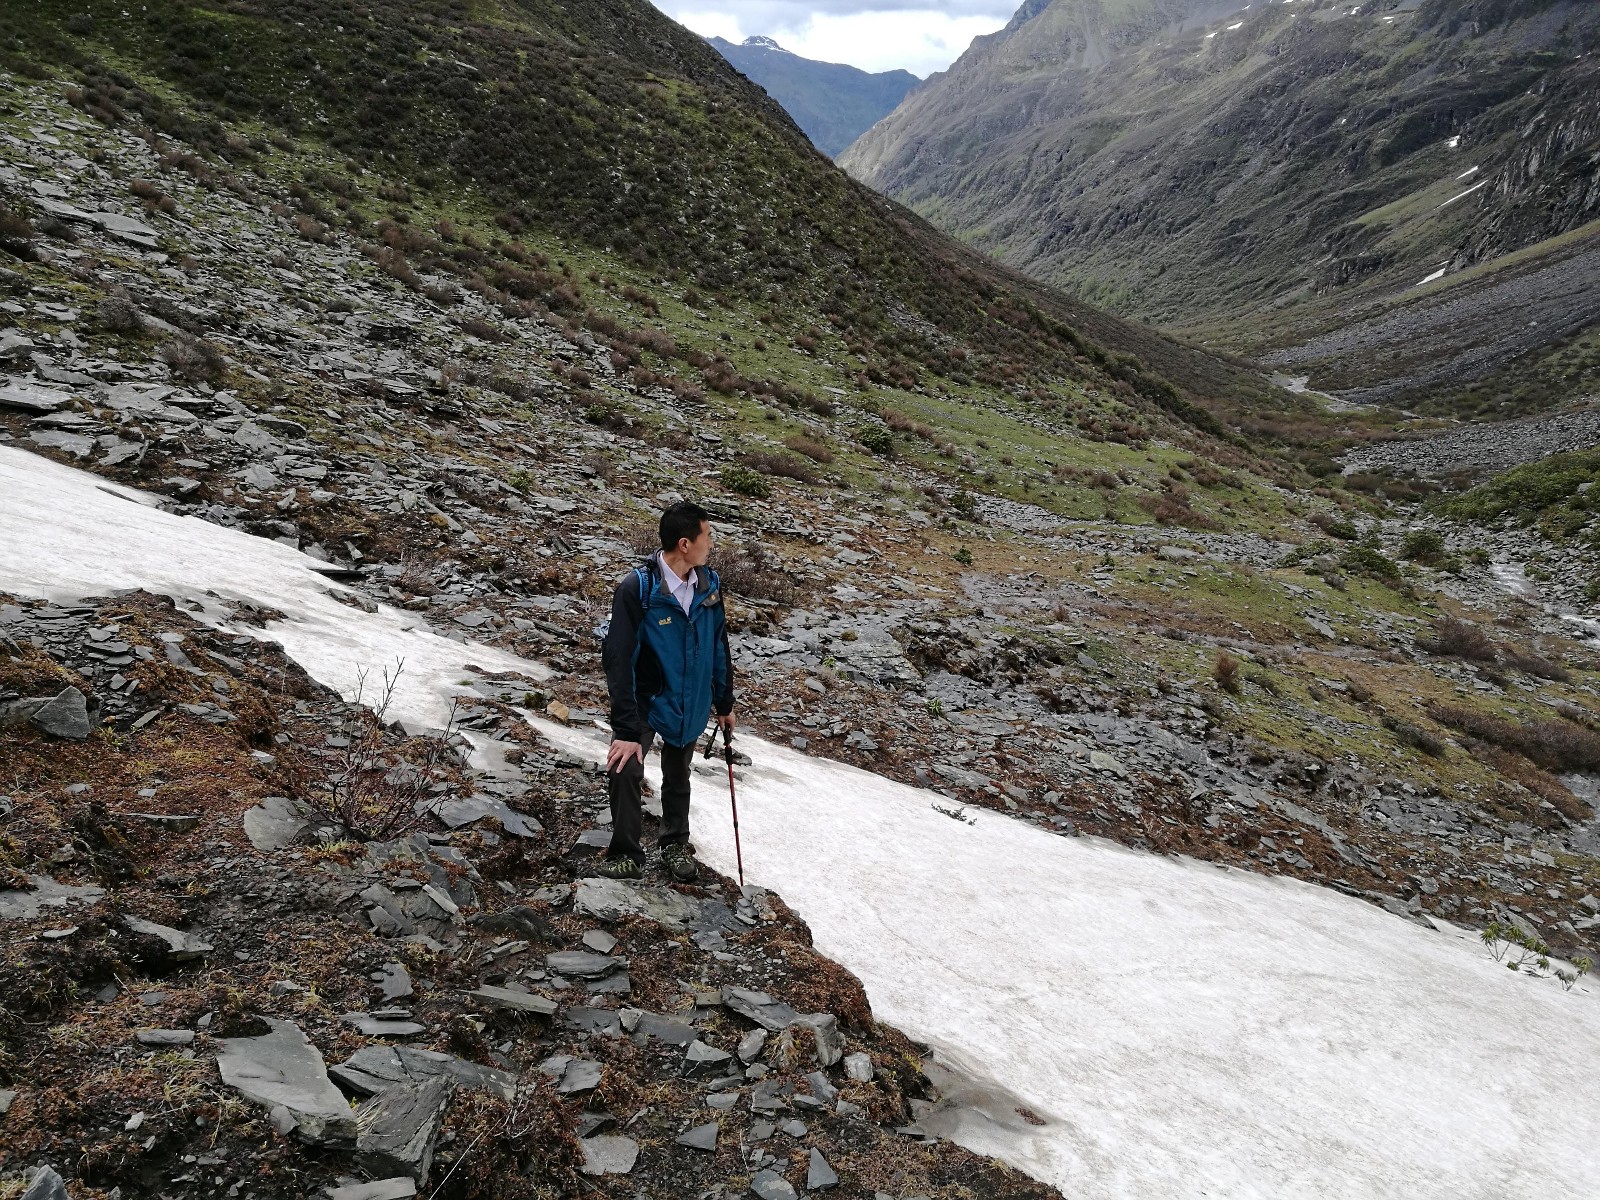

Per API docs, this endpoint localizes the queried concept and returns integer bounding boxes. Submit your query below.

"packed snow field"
[5,443,1600,1199]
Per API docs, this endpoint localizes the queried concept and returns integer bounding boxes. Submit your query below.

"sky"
[651,1,1017,77]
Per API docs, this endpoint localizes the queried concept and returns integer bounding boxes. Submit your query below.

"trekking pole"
[704,722,744,888]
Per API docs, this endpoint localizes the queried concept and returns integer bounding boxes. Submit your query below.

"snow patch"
[1226,21,1244,30]
[1456,165,1480,181]
[1416,267,1448,287]
[1446,135,1461,150]
[532,717,1600,1200]
[0,445,546,733]
[1438,179,1487,209]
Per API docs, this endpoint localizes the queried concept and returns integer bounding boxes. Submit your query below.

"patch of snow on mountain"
[531,717,1600,1200]
[0,445,545,732]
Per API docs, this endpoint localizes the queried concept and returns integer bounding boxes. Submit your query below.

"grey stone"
[0,1088,14,1115]
[20,1166,69,1200]
[579,1134,639,1176]
[546,950,624,979]
[342,1012,426,1037]
[466,986,557,1016]
[789,1013,844,1067]
[737,1028,769,1063]
[372,962,414,1001]
[330,1045,516,1101]
[581,929,618,954]
[135,1028,195,1046]
[721,986,800,1031]
[844,1052,874,1082]
[215,1018,357,1143]
[749,1169,798,1200]
[0,874,104,920]
[705,1091,741,1110]
[356,1076,452,1184]
[574,877,700,929]
[327,1180,417,1200]
[243,796,307,851]
[425,793,541,838]
[806,1148,840,1190]
[750,1079,789,1113]
[124,915,212,959]
[632,1011,697,1046]
[685,1039,733,1075]
[779,1119,807,1137]
[0,380,72,414]
[30,686,91,739]
[804,1071,838,1104]
[124,812,202,833]
[676,1120,719,1151]
[556,1059,603,1094]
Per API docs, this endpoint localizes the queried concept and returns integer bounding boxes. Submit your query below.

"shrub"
[784,435,833,463]
[160,333,227,382]
[952,546,973,566]
[1401,529,1446,563]
[1416,617,1496,661]
[460,317,507,342]
[1382,715,1446,757]
[1213,651,1240,694]
[711,541,797,604]
[1309,511,1358,540]
[1430,703,1600,775]
[857,424,893,456]
[739,450,818,485]
[720,465,771,499]
[950,489,977,519]
[1339,545,1403,584]
[1501,647,1570,682]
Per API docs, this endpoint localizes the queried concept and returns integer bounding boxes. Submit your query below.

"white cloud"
[658,3,1014,77]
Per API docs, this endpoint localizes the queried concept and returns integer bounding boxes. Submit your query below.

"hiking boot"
[661,842,699,882]
[592,856,642,881]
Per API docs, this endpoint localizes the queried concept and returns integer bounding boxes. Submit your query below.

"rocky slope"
[707,37,919,159]
[841,0,1600,408]
[0,8,1599,1200]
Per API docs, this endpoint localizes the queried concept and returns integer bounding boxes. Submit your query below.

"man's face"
[677,520,712,567]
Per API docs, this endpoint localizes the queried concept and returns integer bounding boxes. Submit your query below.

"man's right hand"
[606,739,645,773]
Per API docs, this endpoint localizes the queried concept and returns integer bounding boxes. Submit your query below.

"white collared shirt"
[656,553,696,615]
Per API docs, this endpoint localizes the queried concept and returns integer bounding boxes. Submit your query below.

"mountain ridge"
[706,34,920,158]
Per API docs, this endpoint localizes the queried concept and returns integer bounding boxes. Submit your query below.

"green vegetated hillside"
[708,36,918,158]
[0,0,1337,515]
[842,0,1600,410]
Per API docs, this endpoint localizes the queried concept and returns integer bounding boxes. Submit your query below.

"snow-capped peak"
[743,35,788,52]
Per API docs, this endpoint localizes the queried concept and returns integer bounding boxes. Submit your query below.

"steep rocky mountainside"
[842,0,1600,405]
[2,2,1600,1198]
[707,36,919,159]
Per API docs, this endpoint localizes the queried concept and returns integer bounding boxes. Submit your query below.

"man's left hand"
[716,712,735,735]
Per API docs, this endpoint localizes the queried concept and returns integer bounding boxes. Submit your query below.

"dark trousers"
[607,730,695,865]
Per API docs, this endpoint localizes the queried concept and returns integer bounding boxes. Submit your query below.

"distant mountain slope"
[841,0,1600,397]
[708,35,919,158]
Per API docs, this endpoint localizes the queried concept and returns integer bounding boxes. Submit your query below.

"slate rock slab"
[356,1075,452,1184]
[575,877,699,929]
[749,1169,798,1200]
[135,1028,195,1046]
[546,950,623,979]
[426,793,541,838]
[466,985,558,1016]
[807,1147,840,1190]
[215,1018,357,1143]
[0,874,104,920]
[124,915,213,960]
[676,1120,719,1151]
[0,378,71,413]
[372,962,414,1001]
[243,795,307,851]
[328,1180,417,1200]
[330,1045,516,1101]
[721,986,799,1031]
[790,1013,844,1067]
[30,686,92,739]
[20,1165,69,1200]
[579,1134,639,1176]
[343,1012,426,1037]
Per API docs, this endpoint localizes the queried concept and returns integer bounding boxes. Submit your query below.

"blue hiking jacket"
[603,556,734,748]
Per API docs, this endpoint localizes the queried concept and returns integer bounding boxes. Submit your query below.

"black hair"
[659,500,709,552]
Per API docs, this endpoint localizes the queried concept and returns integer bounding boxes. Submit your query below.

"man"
[597,500,735,881]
